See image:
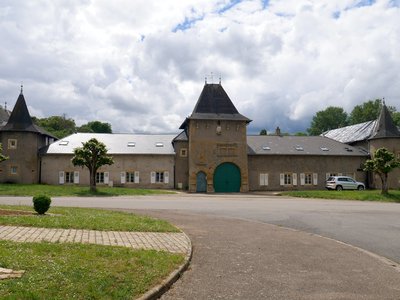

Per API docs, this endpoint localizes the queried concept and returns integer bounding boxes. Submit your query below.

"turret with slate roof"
[369,101,400,140]
[0,87,56,184]
[0,86,54,137]
[180,83,251,130]
[178,82,251,193]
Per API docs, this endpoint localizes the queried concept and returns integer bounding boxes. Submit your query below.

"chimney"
[275,126,281,136]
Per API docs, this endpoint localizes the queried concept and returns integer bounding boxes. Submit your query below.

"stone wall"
[41,153,175,189]
[187,119,249,192]
[248,154,367,191]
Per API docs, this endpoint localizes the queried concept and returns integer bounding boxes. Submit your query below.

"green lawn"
[0,183,175,197]
[282,189,400,202]
[0,205,179,232]
[0,206,185,299]
[0,241,184,300]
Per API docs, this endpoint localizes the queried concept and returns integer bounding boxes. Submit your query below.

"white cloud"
[1,0,400,134]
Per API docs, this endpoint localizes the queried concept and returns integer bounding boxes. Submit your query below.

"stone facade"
[41,153,175,189]
[1,84,399,192]
[186,119,249,192]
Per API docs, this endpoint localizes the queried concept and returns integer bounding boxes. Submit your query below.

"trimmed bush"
[32,195,52,215]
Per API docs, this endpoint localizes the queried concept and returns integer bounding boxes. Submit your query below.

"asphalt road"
[2,193,398,264]
[1,194,400,299]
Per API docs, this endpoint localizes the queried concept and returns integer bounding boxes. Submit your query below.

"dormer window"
[59,141,69,146]
[262,146,271,151]
[320,147,329,151]
[127,142,135,147]
[294,145,304,151]
[155,142,164,147]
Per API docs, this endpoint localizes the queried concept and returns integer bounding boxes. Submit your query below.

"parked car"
[326,176,365,191]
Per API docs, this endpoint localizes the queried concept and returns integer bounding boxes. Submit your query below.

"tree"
[77,121,112,133]
[0,143,8,162]
[294,132,308,136]
[363,148,400,195]
[349,99,397,125]
[33,115,76,138]
[392,111,400,127]
[259,129,267,135]
[307,107,348,136]
[71,138,114,192]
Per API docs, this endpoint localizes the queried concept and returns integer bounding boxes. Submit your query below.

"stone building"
[0,83,399,192]
[0,89,55,184]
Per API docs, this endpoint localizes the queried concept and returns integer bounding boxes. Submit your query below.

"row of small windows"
[259,173,319,186]
[58,171,169,184]
[259,172,356,186]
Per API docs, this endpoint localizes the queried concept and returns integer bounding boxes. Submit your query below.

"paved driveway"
[1,194,400,299]
[2,193,398,263]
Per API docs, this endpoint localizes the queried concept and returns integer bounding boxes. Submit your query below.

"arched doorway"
[196,171,207,193]
[213,163,241,193]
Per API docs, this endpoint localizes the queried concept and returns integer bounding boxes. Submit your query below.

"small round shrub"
[32,195,52,215]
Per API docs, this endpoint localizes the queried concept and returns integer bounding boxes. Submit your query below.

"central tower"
[180,83,251,192]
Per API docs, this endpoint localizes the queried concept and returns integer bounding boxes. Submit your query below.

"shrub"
[32,195,52,215]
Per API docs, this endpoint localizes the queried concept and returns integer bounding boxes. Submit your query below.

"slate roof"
[45,133,176,155]
[0,106,11,126]
[247,135,369,156]
[0,92,55,137]
[180,83,251,129]
[369,103,400,139]
[321,121,376,144]
[172,131,188,142]
[322,103,400,143]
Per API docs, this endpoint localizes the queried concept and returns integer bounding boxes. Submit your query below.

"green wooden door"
[213,163,241,193]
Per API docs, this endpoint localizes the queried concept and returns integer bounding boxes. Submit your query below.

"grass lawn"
[0,183,175,197]
[0,205,179,232]
[282,189,400,202]
[0,206,185,299]
[0,241,184,300]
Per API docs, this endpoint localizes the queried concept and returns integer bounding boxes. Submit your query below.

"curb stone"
[137,230,192,300]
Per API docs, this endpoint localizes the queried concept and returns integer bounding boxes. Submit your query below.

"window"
[284,173,292,185]
[326,172,338,180]
[59,141,69,146]
[259,173,268,186]
[151,171,169,184]
[156,172,164,183]
[10,166,18,175]
[155,142,164,147]
[65,172,74,183]
[304,173,312,185]
[180,148,188,157]
[127,142,135,147]
[96,172,105,183]
[8,139,17,149]
[126,172,135,183]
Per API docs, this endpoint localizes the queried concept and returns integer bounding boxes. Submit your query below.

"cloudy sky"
[1,0,399,134]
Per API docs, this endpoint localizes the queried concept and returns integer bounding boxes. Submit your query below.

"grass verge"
[0,205,179,232]
[0,184,175,197]
[282,190,400,202]
[0,241,184,300]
